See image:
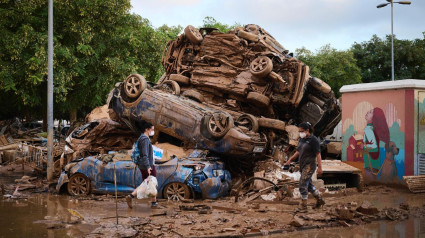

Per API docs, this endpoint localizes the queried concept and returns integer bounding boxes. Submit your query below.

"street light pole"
[391,1,394,81]
[47,0,54,182]
[377,0,411,82]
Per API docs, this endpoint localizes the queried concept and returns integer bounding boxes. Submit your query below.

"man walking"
[126,122,158,208]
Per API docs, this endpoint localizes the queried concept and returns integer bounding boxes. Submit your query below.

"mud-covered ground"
[1,163,425,238]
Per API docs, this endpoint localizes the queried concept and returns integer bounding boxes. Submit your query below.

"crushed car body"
[109,81,267,157]
[56,150,231,200]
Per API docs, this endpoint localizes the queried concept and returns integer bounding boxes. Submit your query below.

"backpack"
[131,140,140,164]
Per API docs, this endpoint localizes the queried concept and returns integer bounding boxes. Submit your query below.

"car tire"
[169,74,190,85]
[161,80,181,96]
[204,112,234,138]
[67,173,90,196]
[258,118,286,131]
[163,182,191,201]
[182,89,204,103]
[237,30,259,42]
[247,92,270,107]
[184,25,203,45]
[123,74,147,99]
[309,77,332,94]
[250,56,273,78]
[236,114,259,132]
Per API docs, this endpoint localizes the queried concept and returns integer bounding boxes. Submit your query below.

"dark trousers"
[299,164,318,200]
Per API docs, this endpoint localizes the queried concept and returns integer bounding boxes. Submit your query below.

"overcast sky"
[130,0,425,52]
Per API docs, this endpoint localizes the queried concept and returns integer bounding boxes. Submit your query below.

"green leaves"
[0,0,178,120]
[296,45,362,98]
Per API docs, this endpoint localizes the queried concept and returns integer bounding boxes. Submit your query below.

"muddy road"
[1,174,425,238]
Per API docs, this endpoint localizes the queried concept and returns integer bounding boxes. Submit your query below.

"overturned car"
[109,78,267,157]
[57,150,231,200]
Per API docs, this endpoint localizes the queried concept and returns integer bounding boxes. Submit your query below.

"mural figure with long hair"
[362,108,390,180]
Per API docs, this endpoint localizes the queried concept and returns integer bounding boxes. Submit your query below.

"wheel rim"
[189,26,202,39]
[69,175,88,195]
[208,113,229,135]
[251,57,268,72]
[125,75,142,97]
[166,183,187,201]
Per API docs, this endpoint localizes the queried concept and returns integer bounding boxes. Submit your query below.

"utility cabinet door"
[419,91,425,174]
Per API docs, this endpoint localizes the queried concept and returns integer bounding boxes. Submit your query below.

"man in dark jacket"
[126,122,158,208]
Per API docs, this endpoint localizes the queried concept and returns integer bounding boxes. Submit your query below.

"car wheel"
[182,89,204,103]
[184,25,203,45]
[67,173,90,196]
[309,77,332,94]
[169,74,190,85]
[204,112,234,138]
[237,30,259,42]
[250,56,273,78]
[236,114,259,132]
[247,92,270,107]
[124,74,147,99]
[161,80,181,96]
[163,182,191,201]
[258,118,286,131]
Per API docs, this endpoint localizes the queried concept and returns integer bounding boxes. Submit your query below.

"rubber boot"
[313,193,325,209]
[297,199,308,212]
[126,195,133,209]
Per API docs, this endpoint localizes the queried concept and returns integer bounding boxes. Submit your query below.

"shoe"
[151,202,158,208]
[314,196,325,209]
[126,195,133,209]
[297,199,308,212]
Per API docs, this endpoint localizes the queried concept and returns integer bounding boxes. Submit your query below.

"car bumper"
[199,171,231,199]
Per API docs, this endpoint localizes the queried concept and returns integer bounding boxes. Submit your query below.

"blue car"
[56,150,231,200]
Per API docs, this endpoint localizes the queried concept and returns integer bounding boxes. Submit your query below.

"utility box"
[340,79,425,184]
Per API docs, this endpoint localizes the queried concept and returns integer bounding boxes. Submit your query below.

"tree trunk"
[70,109,77,124]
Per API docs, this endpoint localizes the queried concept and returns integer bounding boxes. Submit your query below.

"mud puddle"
[274,218,425,237]
[0,193,151,238]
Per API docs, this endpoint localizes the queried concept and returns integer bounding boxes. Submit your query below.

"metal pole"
[114,163,119,225]
[47,0,54,182]
[391,1,395,81]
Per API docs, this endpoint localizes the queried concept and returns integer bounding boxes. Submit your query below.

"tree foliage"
[351,34,425,83]
[0,0,180,120]
[296,45,362,98]
[200,16,241,33]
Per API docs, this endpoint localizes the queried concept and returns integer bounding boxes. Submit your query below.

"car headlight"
[213,169,224,177]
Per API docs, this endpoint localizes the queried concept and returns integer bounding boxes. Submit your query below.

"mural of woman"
[363,108,390,179]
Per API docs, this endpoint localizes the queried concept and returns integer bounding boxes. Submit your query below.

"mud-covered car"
[109,75,267,157]
[158,24,341,139]
[56,151,231,200]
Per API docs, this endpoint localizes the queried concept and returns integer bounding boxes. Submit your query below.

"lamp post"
[377,0,411,81]
[47,0,54,182]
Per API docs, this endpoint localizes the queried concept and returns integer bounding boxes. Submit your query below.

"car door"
[155,158,179,195]
[102,161,136,188]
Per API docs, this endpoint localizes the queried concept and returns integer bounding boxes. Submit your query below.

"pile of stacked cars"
[110,24,341,157]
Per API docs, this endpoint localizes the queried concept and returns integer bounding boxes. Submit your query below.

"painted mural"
[342,99,406,183]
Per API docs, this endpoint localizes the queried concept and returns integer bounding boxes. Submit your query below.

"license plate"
[253,146,264,153]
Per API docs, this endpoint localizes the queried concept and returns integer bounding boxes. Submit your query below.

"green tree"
[0,0,178,121]
[351,34,425,83]
[296,45,362,98]
[200,16,242,33]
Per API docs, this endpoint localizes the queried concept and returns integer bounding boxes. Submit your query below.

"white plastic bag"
[136,176,158,199]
